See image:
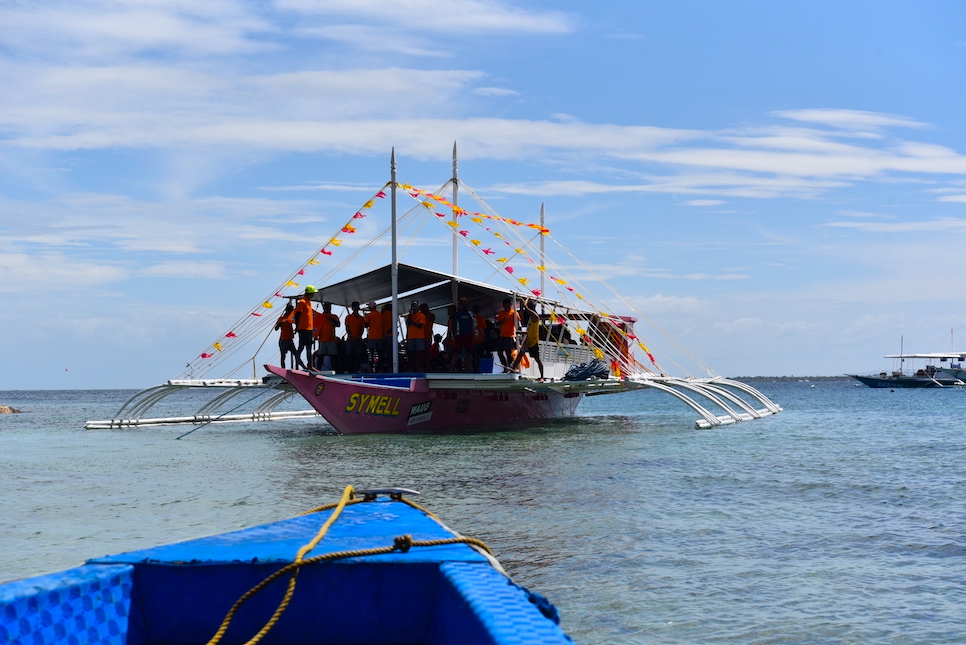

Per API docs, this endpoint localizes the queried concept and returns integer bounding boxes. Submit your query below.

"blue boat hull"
[1,495,570,644]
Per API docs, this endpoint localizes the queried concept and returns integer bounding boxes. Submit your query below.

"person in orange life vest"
[274,302,301,369]
[294,286,316,370]
[313,301,341,371]
[511,299,545,379]
[471,303,487,369]
[494,297,520,371]
[344,301,367,373]
[380,303,394,372]
[364,301,385,369]
[405,300,428,372]
[449,298,478,372]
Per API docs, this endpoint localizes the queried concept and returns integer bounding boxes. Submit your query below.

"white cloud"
[712,318,763,334]
[0,1,272,61]
[825,218,966,233]
[685,199,724,206]
[472,87,519,97]
[937,194,966,203]
[140,261,232,279]
[772,109,928,131]
[277,0,574,35]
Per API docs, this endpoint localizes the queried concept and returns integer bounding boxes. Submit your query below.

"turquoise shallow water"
[1,382,965,644]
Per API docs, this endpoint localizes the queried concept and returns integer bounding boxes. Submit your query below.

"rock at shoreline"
[0,405,22,414]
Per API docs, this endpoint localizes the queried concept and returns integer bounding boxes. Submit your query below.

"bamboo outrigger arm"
[85,378,319,429]
[624,375,782,429]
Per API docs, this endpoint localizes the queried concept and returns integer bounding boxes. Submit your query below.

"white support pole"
[451,141,459,306]
[391,148,400,374]
[539,202,545,314]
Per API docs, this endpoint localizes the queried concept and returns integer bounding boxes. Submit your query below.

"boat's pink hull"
[266,365,583,434]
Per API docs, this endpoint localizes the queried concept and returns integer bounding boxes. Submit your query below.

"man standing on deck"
[511,299,545,379]
[449,298,478,372]
[381,303,394,372]
[294,286,316,370]
[405,300,427,372]
[274,302,301,369]
[344,302,367,373]
[472,303,487,371]
[494,298,520,371]
[313,301,341,371]
[364,301,384,371]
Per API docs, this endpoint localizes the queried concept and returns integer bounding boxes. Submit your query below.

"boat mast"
[451,141,459,306]
[540,203,545,315]
[391,148,400,374]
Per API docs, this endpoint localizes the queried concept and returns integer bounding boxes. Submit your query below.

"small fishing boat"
[850,353,966,388]
[0,488,572,644]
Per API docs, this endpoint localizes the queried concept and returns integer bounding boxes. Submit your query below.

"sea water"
[1,382,964,644]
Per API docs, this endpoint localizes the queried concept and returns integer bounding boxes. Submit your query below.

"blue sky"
[2,0,965,388]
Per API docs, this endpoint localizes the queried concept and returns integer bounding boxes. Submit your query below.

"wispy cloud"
[685,199,724,206]
[825,217,966,233]
[772,109,929,131]
[472,86,519,97]
[278,0,574,35]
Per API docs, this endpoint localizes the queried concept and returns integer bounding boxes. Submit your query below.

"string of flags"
[189,178,659,376]
[192,183,390,364]
[405,187,661,371]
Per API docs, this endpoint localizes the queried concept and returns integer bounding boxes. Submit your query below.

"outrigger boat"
[0,487,572,644]
[849,334,966,388]
[88,146,781,431]
[850,353,966,388]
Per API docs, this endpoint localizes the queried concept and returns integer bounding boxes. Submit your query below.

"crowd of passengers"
[274,285,577,378]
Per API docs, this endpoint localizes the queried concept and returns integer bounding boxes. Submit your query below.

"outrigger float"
[88,146,781,432]
[0,487,572,644]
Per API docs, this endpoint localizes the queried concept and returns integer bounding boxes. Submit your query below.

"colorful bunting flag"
[285,281,299,287]
[201,353,213,359]
[471,240,481,246]
[459,230,469,237]
[213,342,223,351]
[297,269,305,275]
[321,249,333,256]
[505,266,514,274]
[225,332,237,338]
[483,248,495,255]
[342,224,356,233]
[363,200,374,209]
[354,212,365,219]
[308,258,320,265]
[251,313,262,317]
[262,302,274,309]
[376,191,386,198]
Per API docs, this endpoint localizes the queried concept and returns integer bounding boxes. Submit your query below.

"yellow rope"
[206,490,493,645]
[206,485,356,645]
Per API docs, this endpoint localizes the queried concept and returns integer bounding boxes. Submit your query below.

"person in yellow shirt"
[344,301,367,373]
[511,299,544,379]
[294,286,316,371]
[313,301,341,371]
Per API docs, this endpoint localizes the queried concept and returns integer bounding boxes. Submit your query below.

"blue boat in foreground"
[0,488,571,645]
